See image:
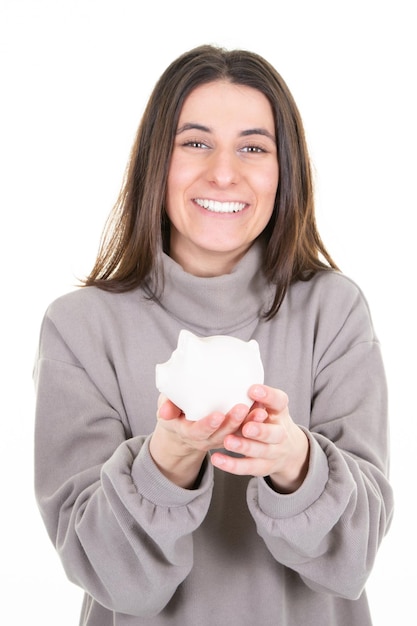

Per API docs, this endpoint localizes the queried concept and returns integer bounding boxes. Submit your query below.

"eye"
[183,140,210,149]
[240,145,266,154]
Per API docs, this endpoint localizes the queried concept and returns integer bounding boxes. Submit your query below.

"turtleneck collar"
[150,241,274,336]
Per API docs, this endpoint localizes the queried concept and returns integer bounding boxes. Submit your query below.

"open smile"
[194,198,247,214]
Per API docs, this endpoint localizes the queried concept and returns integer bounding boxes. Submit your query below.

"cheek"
[269,163,280,192]
[258,167,279,203]
[166,157,194,207]
[254,168,278,227]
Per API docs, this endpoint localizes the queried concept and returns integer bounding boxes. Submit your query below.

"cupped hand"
[155,394,253,454]
[210,385,310,493]
[149,394,254,488]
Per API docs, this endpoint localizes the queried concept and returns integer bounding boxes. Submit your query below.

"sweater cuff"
[130,435,214,507]
[254,429,329,519]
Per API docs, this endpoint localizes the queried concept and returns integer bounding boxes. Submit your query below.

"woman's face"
[165,80,279,276]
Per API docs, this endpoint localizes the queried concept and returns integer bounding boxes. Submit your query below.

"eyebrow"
[240,128,276,143]
[176,123,276,143]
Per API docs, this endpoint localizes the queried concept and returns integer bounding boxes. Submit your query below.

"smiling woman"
[34,44,393,626]
[166,81,279,276]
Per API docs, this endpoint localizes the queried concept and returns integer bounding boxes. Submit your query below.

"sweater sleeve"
[34,312,214,618]
[246,276,394,601]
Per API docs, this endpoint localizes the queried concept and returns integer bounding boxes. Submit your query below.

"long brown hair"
[84,44,338,318]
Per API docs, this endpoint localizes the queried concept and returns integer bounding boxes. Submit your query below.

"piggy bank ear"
[177,330,203,363]
[177,329,196,350]
[248,339,261,356]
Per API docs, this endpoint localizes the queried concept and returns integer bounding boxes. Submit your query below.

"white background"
[1,1,415,624]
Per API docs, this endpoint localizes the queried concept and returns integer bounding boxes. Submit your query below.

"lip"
[193,198,248,214]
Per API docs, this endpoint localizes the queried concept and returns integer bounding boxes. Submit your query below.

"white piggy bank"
[155,329,264,421]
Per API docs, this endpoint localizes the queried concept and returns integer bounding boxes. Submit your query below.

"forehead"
[178,80,275,131]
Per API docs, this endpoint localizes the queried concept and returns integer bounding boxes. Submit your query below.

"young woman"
[34,45,393,625]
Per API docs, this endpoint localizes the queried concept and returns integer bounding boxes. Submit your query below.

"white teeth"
[195,199,246,213]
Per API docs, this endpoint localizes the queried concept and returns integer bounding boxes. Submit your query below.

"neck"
[168,243,250,278]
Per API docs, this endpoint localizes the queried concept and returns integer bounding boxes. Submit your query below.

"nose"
[206,149,240,187]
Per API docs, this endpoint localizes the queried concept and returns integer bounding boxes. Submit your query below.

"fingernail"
[226,437,240,450]
[253,409,268,422]
[252,385,266,398]
[230,405,248,421]
[245,424,259,437]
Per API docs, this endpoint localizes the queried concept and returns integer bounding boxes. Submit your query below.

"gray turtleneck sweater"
[34,243,393,625]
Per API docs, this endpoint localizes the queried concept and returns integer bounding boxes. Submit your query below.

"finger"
[194,404,248,437]
[248,385,289,414]
[210,450,270,477]
[197,411,227,432]
[245,407,268,423]
[242,421,286,443]
[177,405,244,441]
[157,397,183,420]
[224,424,286,458]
